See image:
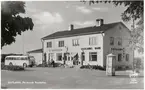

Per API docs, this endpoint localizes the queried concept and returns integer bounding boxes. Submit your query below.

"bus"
[5,55,35,68]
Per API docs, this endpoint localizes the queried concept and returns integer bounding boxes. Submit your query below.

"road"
[1,67,144,89]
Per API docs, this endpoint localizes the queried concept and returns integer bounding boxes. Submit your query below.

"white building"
[27,49,43,65]
[41,19,133,69]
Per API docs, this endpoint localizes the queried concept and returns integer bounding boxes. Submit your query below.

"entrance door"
[73,53,79,65]
[43,53,47,64]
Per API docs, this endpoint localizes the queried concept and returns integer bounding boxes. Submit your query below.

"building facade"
[27,49,43,65]
[42,19,133,69]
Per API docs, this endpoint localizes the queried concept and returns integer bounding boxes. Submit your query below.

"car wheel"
[23,63,27,68]
[9,62,13,66]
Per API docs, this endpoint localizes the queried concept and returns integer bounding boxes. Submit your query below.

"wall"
[43,33,104,66]
[103,23,133,68]
[29,53,42,65]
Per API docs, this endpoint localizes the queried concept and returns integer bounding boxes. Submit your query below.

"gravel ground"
[1,67,144,89]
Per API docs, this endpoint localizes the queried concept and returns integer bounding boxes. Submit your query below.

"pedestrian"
[51,60,55,67]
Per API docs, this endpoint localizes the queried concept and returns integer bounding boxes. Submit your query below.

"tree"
[82,0,143,21]
[1,1,34,48]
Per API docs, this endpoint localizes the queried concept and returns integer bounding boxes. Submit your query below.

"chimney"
[96,19,104,26]
[69,24,74,30]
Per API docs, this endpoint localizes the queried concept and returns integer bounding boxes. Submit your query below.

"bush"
[80,65,106,71]
[36,62,64,67]
[1,64,24,71]
[54,63,64,67]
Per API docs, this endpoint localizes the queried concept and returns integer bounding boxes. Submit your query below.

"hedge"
[80,65,106,71]
[1,64,25,71]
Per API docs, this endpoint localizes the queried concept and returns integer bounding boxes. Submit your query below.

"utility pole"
[22,32,25,55]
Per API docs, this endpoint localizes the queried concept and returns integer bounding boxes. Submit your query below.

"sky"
[2,1,141,56]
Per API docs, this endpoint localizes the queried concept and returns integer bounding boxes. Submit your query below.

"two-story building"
[41,19,133,69]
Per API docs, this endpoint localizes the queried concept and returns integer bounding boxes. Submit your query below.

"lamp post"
[22,32,25,55]
[63,46,68,64]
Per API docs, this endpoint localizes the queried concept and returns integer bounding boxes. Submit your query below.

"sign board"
[81,47,101,50]
[81,47,92,50]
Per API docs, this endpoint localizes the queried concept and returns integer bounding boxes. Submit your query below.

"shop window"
[110,37,114,45]
[58,41,64,47]
[118,38,122,46]
[118,54,122,61]
[89,52,97,61]
[89,37,97,45]
[57,53,62,61]
[72,39,79,46]
[47,42,52,48]
[126,54,129,61]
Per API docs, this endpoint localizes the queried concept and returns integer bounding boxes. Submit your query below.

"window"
[47,42,52,48]
[126,54,129,61]
[57,53,62,61]
[89,52,97,61]
[72,39,79,46]
[118,54,122,61]
[58,41,64,47]
[118,38,122,46]
[21,57,25,60]
[89,37,97,45]
[68,57,70,61]
[110,37,114,45]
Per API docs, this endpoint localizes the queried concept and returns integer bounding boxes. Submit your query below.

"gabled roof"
[27,49,42,53]
[42,22,127,40]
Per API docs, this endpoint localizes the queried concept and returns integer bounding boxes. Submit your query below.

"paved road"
[1,67,144,89]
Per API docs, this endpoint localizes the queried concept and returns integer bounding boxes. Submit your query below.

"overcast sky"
[2,1,139,55]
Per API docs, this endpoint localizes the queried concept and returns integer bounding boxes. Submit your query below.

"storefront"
[45,46,102,66]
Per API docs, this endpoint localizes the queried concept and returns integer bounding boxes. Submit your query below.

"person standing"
[51,59,55,67]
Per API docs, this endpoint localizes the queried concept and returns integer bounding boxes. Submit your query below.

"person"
[51,59,55,67]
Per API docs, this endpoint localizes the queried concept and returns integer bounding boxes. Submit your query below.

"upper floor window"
[47,42,52,48]
[110,37,114,45]
[126,54,129,61]
[89,37,97,45]
[118,54,122,62]
[58,41,64,47]
[118,38,122,46]
[72,39,79,46]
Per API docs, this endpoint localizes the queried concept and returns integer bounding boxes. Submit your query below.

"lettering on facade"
[81,47,92,50]
[111,48,125,58]
[111,48,124,51]
[95,47,101,49]
[81,47,101,50]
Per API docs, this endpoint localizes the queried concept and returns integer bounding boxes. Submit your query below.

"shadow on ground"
[114,75,144,78]
[1,86,7,89]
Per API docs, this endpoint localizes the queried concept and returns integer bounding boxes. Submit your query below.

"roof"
[6,56,28,57]
[27,49,42,53]
[42,22,127,40]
